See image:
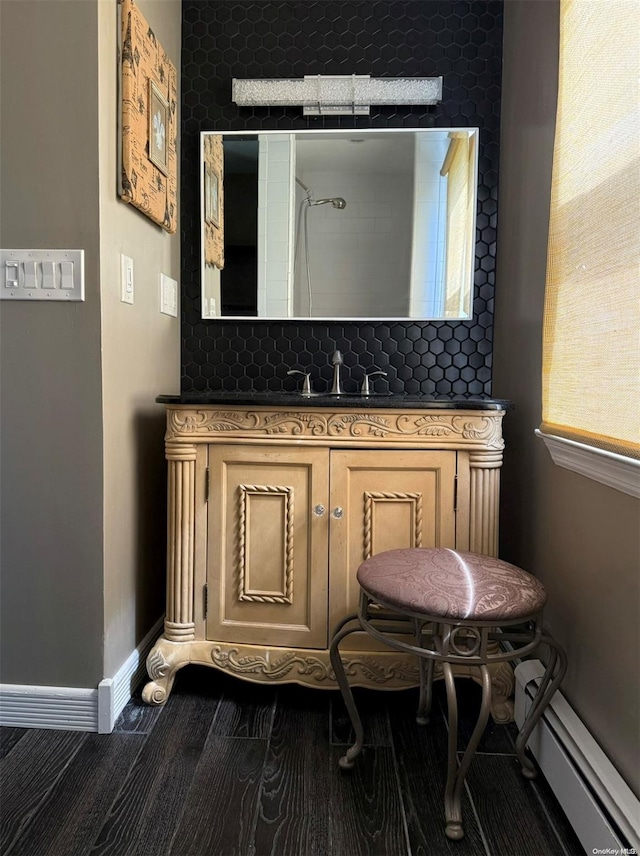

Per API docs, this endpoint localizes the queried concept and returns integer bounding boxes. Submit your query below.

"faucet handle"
[360,370,387,396]
[287,370,314,396]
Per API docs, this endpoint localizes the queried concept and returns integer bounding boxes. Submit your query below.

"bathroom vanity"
[143,393,514,721]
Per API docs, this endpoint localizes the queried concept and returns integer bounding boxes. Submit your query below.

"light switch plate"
[160,273,178,317]
[0,250,84,301]
[120,254,134,304]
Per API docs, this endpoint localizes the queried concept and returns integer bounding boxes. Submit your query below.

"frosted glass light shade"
[232,75,443,116]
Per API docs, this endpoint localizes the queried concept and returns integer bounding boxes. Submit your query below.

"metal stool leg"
[442,661,492,840]
[515,636,567,779]
[442,661,462,840]
[415,620,435,726]
[329,616,366,770]
[416,658,435,726]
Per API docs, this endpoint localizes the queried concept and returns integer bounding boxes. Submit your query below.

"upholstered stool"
[329,548,567,841]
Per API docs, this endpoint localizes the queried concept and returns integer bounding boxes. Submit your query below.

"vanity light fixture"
[231,74,443,116]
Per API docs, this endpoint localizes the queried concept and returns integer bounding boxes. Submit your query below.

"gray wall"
[0,0,182,689]
[494,0,640,797]
[0,0,104,686]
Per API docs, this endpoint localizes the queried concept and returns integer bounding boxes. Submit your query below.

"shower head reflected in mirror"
[295,179,346,210]
[294,181,348,316]
[310,197,347,209]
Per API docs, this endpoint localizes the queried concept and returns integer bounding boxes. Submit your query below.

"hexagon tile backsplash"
[181,1,503,396]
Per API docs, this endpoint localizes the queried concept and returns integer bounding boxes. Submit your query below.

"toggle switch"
[5,261,18,288]
[24,260,37,289]
[60,260,74,289]
[42,261,56,289]
[120,254,134,304]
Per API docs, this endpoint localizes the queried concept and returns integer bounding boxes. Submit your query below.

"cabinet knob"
[313,504,326,517]
[332,506,344,519]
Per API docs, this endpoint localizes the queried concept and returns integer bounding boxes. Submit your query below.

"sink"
[320,391,395,398]
[287,391,394,399]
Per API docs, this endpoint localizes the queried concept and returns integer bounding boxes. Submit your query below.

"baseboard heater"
[515,660,639,854]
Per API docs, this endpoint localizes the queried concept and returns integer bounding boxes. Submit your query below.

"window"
[538,0,640,496]
[441,131,477,318]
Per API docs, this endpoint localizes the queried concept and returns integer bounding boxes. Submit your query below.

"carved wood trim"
[166,407,505,449]
[165,454,196,640]
[468,449,504,468]
[237,484,294,604]
[468,449,503,557]
[210,644,421,684]
[142,638,515,721]
[363,491,423,560]
[165,441,197,461]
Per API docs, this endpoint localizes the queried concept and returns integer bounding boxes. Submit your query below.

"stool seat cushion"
[357,548,547,621]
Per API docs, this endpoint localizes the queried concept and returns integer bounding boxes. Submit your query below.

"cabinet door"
[207,445,329,648]
[328,449,457,633]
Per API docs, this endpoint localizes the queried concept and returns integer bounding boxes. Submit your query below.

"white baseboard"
[0,615,164,734]
[98,615,164,733]
[515,660,640,854]
[0,685,99,731]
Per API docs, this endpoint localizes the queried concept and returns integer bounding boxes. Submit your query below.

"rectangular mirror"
[201,128,478,321]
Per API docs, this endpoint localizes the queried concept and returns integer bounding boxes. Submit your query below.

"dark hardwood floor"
[1,667,585,856]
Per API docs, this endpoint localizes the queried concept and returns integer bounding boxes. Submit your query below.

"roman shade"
[541,0,640,459]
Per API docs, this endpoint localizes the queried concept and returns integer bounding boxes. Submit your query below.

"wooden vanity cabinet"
[327,449,460,642]
[144,404,514,721]
[206,444,330,650]
[207,445,457,650]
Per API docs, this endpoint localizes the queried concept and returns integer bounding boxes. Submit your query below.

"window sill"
[535,430,640,499]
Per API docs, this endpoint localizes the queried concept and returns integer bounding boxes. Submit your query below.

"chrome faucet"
[287,369,314,396]
[330,350,344,395]
[360,369,388,396]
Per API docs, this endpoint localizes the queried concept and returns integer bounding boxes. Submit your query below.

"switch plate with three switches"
[1,250,84,300]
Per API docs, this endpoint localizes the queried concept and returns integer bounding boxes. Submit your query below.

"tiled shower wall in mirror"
[181,0,503,394]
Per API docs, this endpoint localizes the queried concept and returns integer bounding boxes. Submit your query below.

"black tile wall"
[181,0,503,395]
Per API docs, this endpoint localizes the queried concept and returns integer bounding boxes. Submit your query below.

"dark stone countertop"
[157,391,510,410]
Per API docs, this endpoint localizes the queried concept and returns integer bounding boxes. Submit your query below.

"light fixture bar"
[232,74,443,116]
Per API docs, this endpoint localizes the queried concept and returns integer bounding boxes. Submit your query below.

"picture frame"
[203,133,224,268]
[205,163,221,228]
[118,0,177,233]
[148,79,169,175]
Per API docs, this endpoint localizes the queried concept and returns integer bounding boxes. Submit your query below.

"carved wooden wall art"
[203,134,224,269]
[119,0,177,233]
